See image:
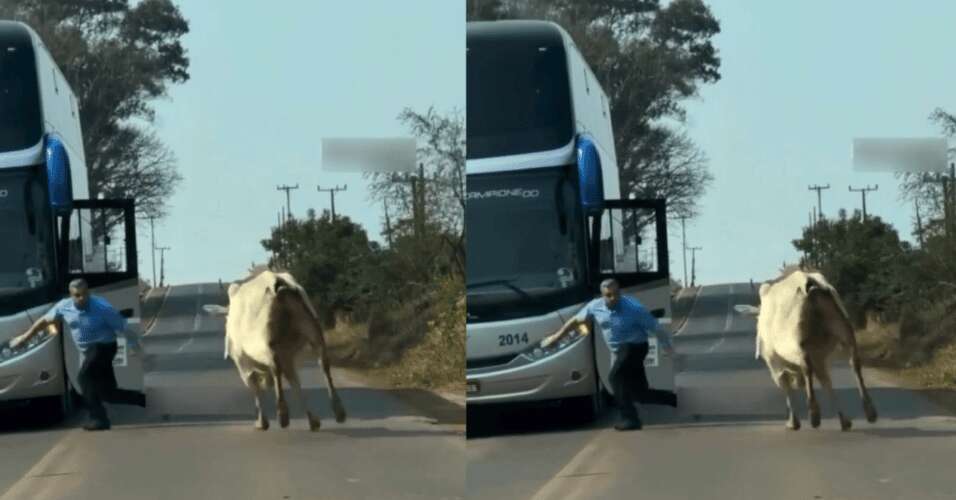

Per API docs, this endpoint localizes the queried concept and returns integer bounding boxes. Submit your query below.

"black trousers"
[78,342,145,423]
[608,342,677,420]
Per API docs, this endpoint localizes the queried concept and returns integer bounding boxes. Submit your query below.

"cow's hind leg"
[248,373,269,431]
[816,364,851,431]
[802,355,821,428]
[284,367,321,431]
[779,372,800,430]
[849,346,878,423]
[272,363,290,429]
[314,343,346,423]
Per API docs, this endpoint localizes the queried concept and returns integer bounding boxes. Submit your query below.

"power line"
[808,184,830,222]
[276,184,299,222]
[688,246,702,287]
[848,184,878,219]
[317,184,347,220]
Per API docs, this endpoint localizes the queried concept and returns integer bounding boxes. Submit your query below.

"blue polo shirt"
[43,296,135,351]
[575,295,673,352]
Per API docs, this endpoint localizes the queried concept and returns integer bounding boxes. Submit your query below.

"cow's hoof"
[839,414,852,431]
[333,400,346,423]
[278,412,290,429]
[255,418,269,431]
[308,415,321,432]
[864,401,878,423]
[786,418,800,430]
[810,412,821,428]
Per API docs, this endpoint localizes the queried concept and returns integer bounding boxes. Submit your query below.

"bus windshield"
[0,35,43,153]
[465,167,586,318]
[467,37,573,159]
[0,168,56,300]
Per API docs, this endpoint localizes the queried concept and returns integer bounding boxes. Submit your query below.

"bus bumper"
[0,338,64,403]
[466,336,596,405]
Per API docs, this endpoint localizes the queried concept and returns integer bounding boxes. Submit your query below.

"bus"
[465,20,673,420]
[0,20,143,420]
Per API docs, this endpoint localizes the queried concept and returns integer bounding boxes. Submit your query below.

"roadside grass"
[323,278,465,393]
[856,300,956,390]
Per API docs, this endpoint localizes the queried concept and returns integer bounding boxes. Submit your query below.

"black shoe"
[83,420,111,431]
[614,417,642,431]
[137,392,147,408]
[669,392,678,408]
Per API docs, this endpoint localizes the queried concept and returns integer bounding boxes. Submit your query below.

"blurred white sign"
[322,137,416,173]
[852,137,948,172]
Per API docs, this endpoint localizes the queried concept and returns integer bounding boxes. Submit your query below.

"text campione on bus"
[465,20,672,420]
[0,20,143,419]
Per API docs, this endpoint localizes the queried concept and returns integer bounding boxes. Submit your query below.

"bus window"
[0,41,43,152]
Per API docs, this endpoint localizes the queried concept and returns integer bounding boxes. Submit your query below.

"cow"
[204,269,346,431]
[735,266,877,431]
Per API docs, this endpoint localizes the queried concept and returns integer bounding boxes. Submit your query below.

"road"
[466,283,956,500]
[0,283,465,500]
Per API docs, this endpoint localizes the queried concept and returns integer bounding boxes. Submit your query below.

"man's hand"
[541,332,563,349]
[661,344,676,357]
[8,333,29,349]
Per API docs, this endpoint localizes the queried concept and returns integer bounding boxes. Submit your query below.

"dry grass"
[321,278,465,392]
[856,304,956,389]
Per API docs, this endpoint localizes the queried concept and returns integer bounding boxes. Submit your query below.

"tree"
[365,107,465,277]
[469,0,721,217]
[792,209,908,325]
[0,0,190,217]
[261,209,379,317]
[896,107,956,241]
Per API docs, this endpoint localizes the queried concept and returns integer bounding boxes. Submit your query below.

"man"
[542,278,677,431]
[11,279,147,431]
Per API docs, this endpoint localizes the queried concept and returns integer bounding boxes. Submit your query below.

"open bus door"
[59,198,144,400]
[588,198,674,398]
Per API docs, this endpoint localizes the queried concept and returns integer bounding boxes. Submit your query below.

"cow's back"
[225,271,282,368]
[757,271,812,365]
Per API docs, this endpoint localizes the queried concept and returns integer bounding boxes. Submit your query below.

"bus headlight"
[0,329,54,363]
[520,327,586,362]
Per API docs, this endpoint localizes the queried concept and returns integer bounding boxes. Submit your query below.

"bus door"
[589,198,674,396]
[61,199,143,394]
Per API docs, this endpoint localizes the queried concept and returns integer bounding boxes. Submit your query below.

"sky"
[141,1,955,288]
[678,1,956,285]
[144,0,464,285]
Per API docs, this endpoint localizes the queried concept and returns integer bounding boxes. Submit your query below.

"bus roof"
[467,20,567,47]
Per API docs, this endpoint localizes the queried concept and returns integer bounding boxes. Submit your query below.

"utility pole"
[276,184,299,221]
[384,200,394,248]
[678,215,689,287]
[156,246,170,288]
[915,199,925,247]
[808,184,830,221]
[138,215,159,286]
[849,184,878,219]
[317,184,347,220]
[688,246,702,287]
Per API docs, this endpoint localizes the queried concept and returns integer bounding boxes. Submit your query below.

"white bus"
[466,20,672,420]
[0,20,143,420]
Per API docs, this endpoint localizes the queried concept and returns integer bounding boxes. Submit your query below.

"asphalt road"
[0,283,465,500]
[466,283,956,500]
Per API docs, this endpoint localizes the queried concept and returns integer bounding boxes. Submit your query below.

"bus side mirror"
[576,134,604,216]
[45,134,73,216]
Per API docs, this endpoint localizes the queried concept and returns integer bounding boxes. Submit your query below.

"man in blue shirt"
[542,278,677,431]
[11,278,146,431]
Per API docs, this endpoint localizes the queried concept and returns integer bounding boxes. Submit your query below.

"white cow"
[736,267,877,431]
[204,270,346,431]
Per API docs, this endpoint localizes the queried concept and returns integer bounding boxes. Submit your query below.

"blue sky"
[679,1,956,285]
[145,0,464,285]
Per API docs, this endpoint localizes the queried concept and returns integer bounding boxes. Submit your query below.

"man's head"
[600,279,621,309]
[68,278,90,309]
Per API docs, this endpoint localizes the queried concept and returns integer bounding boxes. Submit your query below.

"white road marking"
[706,284,735,354]
[192,284,203,332]
[673,287,703,337]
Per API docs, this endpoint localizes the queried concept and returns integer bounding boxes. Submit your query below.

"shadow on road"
[466,399,612,439]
